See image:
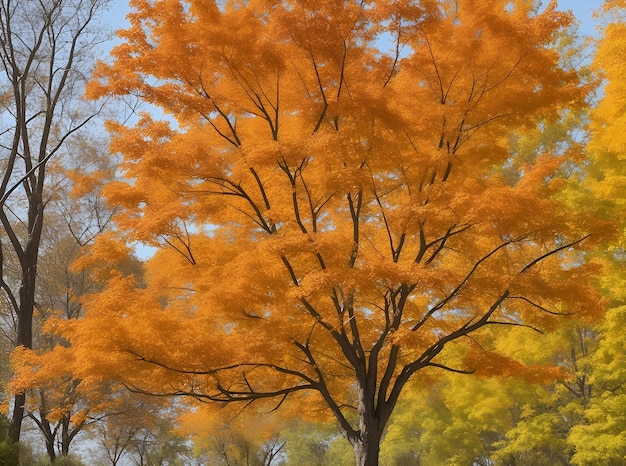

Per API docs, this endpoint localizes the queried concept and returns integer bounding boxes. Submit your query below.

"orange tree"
[51,0,612,464]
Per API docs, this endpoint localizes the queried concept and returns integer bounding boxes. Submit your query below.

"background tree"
[179,403,290,466]
[0,0,111,443]
[45,0,614,465]
[567,1,626,463]
[8,158,141,462]
[275,419,350,466]
[86,397,185,466]
[9,137,118,461]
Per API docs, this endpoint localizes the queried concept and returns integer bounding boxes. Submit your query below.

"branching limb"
[200,176,274,233]
[426,362,475,374]
[412,236,520,331]
[507,296,572,316]
[521,235,590,273]
[278,156,309,234]
[292,339,356,437]
[347,191,362,268]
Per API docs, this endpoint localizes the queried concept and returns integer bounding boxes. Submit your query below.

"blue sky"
[566,0,604,36]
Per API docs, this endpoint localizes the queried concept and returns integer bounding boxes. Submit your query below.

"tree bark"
[8,249,38,442]
[352,425,382,466]
[7,393,25,445]
[348,379,384,466]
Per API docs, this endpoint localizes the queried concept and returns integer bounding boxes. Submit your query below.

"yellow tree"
[378,320,594,466]
[51,1,612,464]
[567,1,626,463]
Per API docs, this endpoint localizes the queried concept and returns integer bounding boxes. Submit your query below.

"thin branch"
[426,362,475,374]
[521,235,590,273]
[507,296,572,316]
[412,236,521,331]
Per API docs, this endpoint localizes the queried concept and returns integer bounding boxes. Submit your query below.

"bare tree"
[0,0,110,443]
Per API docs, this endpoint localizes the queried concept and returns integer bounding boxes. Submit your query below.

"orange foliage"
[43,0,615,462]
[464,347,567,384]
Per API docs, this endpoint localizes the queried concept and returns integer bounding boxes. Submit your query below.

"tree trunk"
[8,260,37,443]
[45,435,57,463]
[7,393,25,444]
[352,426,382,466]
[348,380,384,466]
[61,415,74,456]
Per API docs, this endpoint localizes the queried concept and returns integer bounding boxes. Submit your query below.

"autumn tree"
[0,0,112,443]
[52,0,613,464]
[8,147,139,461]
[178,402,291,466]
[567,1,626,463]
[82,395,191,466]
